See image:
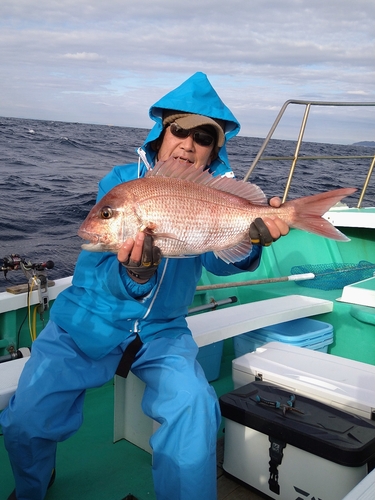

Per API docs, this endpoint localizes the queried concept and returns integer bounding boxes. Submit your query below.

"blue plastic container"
[233,318,333,359]
[197,341,224,382]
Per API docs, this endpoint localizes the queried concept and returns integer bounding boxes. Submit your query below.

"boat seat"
[113,295,333,454]
[0,357,29,411]
[350,305,375,325]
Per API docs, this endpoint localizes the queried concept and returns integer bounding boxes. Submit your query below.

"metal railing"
[243,100,375,208]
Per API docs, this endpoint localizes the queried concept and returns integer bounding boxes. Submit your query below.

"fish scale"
[128,176,252,255]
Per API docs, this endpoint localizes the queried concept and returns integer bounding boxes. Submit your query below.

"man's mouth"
[173,156,194,164]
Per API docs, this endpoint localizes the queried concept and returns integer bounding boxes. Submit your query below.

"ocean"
[0,116,373,292]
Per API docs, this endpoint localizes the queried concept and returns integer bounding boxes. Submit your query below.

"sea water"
[0,116,373,291]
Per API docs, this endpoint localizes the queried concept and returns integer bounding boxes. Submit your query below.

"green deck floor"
[0,342,236,500]
[1,381,156,500]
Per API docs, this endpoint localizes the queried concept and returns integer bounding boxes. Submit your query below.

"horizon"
[2,113,374,148]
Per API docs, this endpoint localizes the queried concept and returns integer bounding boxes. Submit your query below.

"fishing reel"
[1,254,55,316]
[1,254,54,279]
[1,254,23,275]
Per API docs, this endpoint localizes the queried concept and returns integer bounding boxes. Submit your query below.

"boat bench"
[0,357,29,411]
[0,276,72,412]
[0,295,332,426]
[113,294,333,454]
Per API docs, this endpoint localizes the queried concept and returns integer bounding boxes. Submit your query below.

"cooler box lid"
[232,342,375,418]
[220,380,375,467]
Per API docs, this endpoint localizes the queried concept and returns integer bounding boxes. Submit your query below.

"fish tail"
[287,187,357,241]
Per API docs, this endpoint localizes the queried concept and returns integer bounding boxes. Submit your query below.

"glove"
[249,218,274,246]
[122,234,162,282]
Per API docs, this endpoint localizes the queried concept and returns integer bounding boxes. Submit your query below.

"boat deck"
[0,348,264,500]
[217,438,265,500]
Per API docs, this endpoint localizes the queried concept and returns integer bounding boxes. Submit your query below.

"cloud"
[0,0,374,142]
[63,52,104,61]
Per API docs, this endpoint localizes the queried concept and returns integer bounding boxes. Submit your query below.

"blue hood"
[141,72,240,176]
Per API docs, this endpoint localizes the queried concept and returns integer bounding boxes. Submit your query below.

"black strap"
[115,334,143,378]
[249,218,274,246]
[268,436,286,495]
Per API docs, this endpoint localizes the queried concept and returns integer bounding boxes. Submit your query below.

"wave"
[0,116,374,291]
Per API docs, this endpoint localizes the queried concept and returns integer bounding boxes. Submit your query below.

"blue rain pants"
[0,321,221,500]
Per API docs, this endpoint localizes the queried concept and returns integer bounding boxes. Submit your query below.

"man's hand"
[118,232,161,283]
[249,197,290,246]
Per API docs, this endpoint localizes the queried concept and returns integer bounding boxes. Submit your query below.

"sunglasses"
[169,122,215,147]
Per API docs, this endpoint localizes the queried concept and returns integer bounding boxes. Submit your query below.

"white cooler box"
[220,380,375,500]
[342,467,375,499]
[232,341,375,419]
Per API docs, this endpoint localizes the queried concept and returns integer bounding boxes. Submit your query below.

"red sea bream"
[78,158,356,264]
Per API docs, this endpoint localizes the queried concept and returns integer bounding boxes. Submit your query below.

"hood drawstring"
[137,147,152,177]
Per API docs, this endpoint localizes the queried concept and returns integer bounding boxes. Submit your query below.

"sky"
[1,0,374,144]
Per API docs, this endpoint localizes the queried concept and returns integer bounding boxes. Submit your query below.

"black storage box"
[220,381,375,499]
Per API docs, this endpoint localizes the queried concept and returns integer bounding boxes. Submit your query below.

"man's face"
[157,125,215,168]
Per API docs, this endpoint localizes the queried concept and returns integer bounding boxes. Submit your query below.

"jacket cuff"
[234,245,262,272]
[120,264,156,299]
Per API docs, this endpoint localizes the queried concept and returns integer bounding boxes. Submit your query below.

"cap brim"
[174,114,225,147]
[163,111,225,147]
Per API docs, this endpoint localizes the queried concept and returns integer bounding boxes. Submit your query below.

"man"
[1,72,288,500]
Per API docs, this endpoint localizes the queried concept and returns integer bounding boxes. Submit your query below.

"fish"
[78,157,357,264]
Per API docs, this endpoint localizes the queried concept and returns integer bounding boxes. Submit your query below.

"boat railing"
[243,100,375,208]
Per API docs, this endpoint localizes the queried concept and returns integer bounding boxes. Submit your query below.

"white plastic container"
[232,341,375,419]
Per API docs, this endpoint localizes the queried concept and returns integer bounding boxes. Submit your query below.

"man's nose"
[179,135,194,150]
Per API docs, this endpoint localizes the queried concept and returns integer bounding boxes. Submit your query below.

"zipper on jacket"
[133,319,139,334]
[141,258,169,322]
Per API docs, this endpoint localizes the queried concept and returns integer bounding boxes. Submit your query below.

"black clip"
[268,436,286,494]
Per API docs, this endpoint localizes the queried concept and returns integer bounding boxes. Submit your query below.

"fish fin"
[287,187,357,241]
[148,157,268,204]
[169,254,197,259]
[204,174,268,204]
[153,232,181,241]
[214,240,253,264]
[139,221,181,241]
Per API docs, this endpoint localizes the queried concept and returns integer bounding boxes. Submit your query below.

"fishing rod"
[188,296,238,314]
[196,273,314,291]
[0,347,30,364]
[196,261,375,292]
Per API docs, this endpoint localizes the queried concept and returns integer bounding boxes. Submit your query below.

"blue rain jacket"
[51,72,262,359]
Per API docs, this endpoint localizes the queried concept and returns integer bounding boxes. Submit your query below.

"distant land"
[352,141,375,147]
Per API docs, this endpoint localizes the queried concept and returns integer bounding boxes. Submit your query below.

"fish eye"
[100,206,113,219]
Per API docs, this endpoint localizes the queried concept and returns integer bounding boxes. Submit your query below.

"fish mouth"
[78,229,120,253]
[80,239,115,252]
[78,229,103,251]
[78,228,99,243]
[81,242,104,251]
